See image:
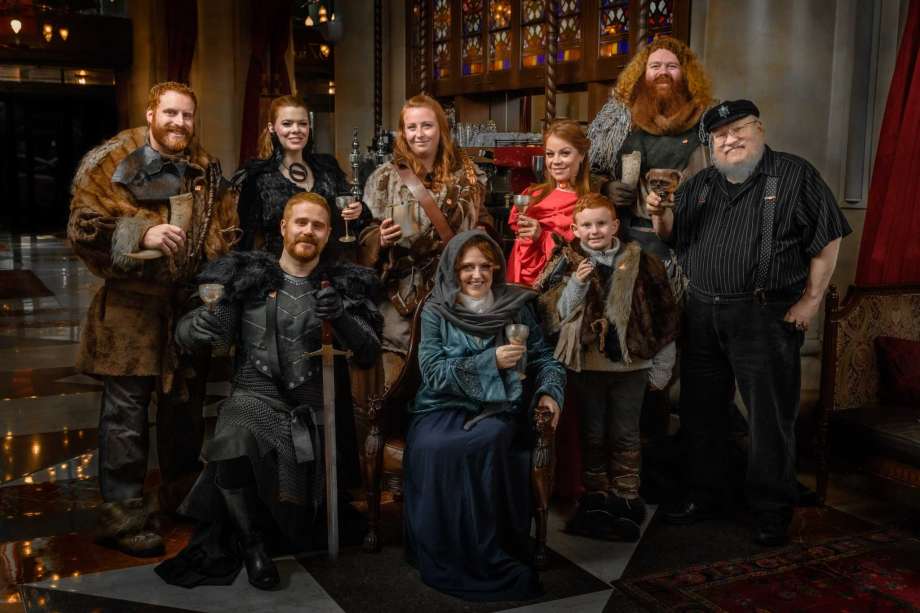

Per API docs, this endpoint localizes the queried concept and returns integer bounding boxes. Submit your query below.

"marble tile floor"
[0,233,915,612]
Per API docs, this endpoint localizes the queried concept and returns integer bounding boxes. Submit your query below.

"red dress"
[506,188,578,286]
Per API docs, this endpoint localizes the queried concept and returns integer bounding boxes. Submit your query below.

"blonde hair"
[393,95,460,189]
[529,119,592,205]
[146,81,197,113]
[257,95,310,159]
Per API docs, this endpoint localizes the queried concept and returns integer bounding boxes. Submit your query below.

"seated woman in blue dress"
[404,229,566,602]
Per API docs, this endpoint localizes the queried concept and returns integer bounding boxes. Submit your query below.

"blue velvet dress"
[404,303,566,602]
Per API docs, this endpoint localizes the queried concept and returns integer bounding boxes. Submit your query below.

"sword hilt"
[306,280,352,359]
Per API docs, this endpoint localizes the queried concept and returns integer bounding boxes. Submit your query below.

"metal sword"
[305,281,350,560]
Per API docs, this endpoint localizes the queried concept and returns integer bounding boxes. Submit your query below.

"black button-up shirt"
[670,146,852,294]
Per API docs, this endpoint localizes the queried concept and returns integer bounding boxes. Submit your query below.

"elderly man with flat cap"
[646,100,851,546]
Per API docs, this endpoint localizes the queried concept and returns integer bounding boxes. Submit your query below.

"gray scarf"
[427,230,536,338]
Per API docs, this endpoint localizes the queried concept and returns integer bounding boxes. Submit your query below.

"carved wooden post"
[531,404,556,570]
[544,0,559,125]
[363,396,384,552]
[419,0,429,94]
[636,0,649,51]
[374,0,383,134]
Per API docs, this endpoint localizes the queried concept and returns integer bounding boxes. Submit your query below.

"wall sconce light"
[328,80,335,95]
[330,13,336,21]
[318,5,328,23]
[59,27,69,41]
[10,18,22,34]
[43,24,53,43]
[305,16,314,26]
[319,44,330,58]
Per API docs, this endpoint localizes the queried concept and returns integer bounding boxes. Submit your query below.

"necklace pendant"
[288,162,309,183]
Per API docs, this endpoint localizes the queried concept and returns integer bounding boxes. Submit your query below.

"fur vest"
[67,126,239,388]
[536,240,679,370]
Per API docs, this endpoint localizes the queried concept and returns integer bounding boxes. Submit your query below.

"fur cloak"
[68,126,239,388]
[535,240,679,369]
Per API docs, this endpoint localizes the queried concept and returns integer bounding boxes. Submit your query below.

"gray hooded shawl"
[427,230,536,338]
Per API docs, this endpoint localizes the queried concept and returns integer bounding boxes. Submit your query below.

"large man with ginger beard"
[588,36,714,270]
[68,81,238,557]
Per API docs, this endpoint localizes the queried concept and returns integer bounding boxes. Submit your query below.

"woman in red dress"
[507,120,591,286]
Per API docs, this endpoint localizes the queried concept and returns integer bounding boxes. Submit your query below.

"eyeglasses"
[711,119,760,143]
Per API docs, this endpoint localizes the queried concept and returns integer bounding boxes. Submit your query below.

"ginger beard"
[280,201,331,264]
[631,73,692,128]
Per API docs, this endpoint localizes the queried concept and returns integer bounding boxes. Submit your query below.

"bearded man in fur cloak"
[587,36,714,271]
[68,81,239,556]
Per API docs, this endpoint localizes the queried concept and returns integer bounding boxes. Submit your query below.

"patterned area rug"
[614,528,920,612]
[0,270,54,299]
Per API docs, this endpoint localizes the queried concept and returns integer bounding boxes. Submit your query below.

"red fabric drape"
[506,188,578,286]
[165,0,197,84]
[855,0,920,285]
[238,0,292,165]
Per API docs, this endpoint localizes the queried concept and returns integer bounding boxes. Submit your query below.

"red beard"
[284,236,321,263]
[150,120,191,154]
[630,75,696,135]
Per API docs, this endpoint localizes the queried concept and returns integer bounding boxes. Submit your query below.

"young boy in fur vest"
[536,193,679,541]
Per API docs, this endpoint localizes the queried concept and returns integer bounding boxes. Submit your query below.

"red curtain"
[238,0,292,166]
[856,0,920,285]
[165,0,197,84]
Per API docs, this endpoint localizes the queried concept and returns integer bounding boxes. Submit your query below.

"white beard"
[714,142,765,184]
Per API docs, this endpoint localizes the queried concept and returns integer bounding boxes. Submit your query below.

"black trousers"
[98,354,208,503]
[680,293,804,519]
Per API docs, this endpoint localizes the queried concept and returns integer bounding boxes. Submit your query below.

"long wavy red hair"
[393,95,461,188]
[256,95,310,159]
[528,119,592,205]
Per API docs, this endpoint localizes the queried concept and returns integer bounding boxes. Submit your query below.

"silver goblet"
[505,323,530,380]
[335,195,357,243]
[198,283,224,312]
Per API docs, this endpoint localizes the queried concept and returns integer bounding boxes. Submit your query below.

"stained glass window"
[490,0,511,29]
[463,37,484,76]
[599,0,629,58]
[521,0,545,24]
[462,0,485,76]
[489,29,511,71]
[647,0,674,42]
[489,1,512,72]
[557,0,582,62]
[433,0,451,79]
[522,23,546,68]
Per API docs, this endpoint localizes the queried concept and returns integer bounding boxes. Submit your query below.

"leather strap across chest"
[394,163,455,243]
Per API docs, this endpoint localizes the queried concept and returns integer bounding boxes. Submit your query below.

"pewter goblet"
[505,323,530,380]
[335,195,357,243]
[513,194,531,215]
[198,283,224,312]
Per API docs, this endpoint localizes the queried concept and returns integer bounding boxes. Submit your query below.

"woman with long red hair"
[363,94,492,387]
[507,120,592,286]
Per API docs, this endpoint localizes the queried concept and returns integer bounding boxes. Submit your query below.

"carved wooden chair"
[361,294,557,569]
[815,284,920,503]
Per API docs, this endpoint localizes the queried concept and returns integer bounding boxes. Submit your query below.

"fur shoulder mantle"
[197,250,383,305]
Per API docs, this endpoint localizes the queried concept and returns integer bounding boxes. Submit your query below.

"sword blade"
[321,345,339,561]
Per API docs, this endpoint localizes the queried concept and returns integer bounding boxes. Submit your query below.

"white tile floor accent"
[26,557,345,613]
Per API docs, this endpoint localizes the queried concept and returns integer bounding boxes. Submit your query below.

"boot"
[565,491,641,542]
[96,498,164,557]
[219,486,279,590]
[607,492,648,526]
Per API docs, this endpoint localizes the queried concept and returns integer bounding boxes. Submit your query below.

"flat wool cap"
[702,99,760,133]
